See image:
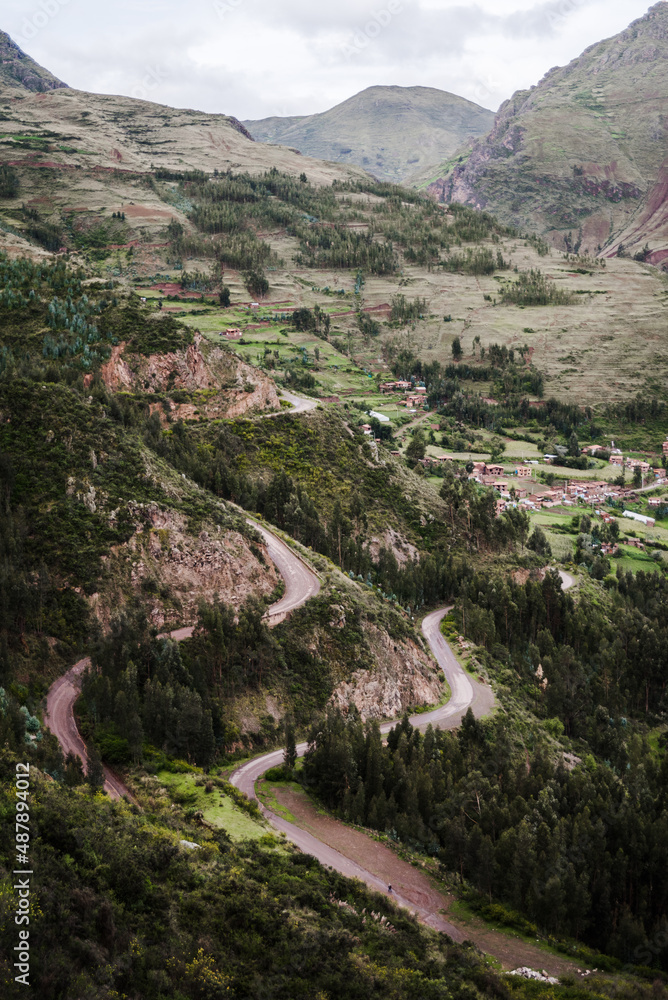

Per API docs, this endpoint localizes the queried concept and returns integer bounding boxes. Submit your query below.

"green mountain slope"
[243,85,495,184]
[424,2,668,261]
[0,29,68,92]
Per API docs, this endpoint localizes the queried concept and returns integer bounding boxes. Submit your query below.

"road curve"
[230,606,495,938]
[231,574,578,929]
[44,657,134,801]
[44,521,320,799]
[260,390,319,419]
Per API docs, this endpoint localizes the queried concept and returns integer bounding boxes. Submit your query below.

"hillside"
[0,30,68,93]
[0,29,667,999]
[243,85,495,184]
[422,2,668,261]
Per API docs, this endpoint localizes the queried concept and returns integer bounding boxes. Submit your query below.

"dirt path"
[44,520,320,799]
[267,785,579,976]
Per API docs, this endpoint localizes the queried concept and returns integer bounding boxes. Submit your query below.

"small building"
[628,460,651,473]
[516,466,532,478]
[487,464,504,476]
[623,510,655,527]
[663,440,668,456]
[626,538,646,550]
[609,454,624,466]
[222,328,243,340]
[361,424,373,436]
[648,498,664,508]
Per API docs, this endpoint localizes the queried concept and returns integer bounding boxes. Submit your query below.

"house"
[600,543,619,556]
[648,498,664,508]
[487,464,504,476]
[515,466,532,478]
[663,440,668,456]
[222,328,243,340]
[609,454,624,466]
[628,460,651,474]
[623,510,655,527]
[626,538,645,550]
[361,424,373,436]
[405,394,426,408]
[396,381,412,391]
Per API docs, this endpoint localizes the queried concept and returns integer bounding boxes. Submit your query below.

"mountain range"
[2,6,668,261]
[423,2,668,259]
[243,85,495,185]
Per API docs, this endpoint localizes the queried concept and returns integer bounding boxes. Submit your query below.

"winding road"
[44,383,575,940]
[44,519,321,799]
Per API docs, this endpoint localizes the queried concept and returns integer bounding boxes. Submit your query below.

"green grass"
[257,778,300,823]
[614,544,666,575]
[157,770,268,841]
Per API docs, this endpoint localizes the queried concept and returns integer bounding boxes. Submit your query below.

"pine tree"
[284,715,297,770]
[86,743,105,794]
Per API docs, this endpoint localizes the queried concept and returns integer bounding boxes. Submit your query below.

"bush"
[264,765,293,782]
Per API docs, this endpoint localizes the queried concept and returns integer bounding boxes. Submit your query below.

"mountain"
[0,83,362,181]
[423,2,668,261]
[0,29,68,92]
[0,30,366,260]
[243,85,495,184]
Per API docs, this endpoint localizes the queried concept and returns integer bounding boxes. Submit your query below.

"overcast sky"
[2,0,657,120]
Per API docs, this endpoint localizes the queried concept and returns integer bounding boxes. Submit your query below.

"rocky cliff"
[426,3,668,259]
[100,332,282,421]
[0,30,68,93]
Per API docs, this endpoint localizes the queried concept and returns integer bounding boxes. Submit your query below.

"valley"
[0,12,666,1000]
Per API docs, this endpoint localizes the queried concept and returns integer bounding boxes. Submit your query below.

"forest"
[303,707,668,966]
[0,179,665,998]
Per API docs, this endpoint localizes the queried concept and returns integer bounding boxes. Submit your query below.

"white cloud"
[0,0,656,118]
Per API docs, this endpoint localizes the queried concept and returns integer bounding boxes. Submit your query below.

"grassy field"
[225,240,667,408]
[157,770,269,841]
[528,508,668,573]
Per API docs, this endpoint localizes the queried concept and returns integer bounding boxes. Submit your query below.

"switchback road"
[44,519,320,799]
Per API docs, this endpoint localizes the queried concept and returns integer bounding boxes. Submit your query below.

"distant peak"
[0,30,68,93]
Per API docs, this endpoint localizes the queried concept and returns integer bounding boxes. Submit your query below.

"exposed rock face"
[330,624,443,721]
[95,505,279,630]
[100,333,281,420]
[0,31,68,93]
[368,528,419,567]
[426,3,668,257]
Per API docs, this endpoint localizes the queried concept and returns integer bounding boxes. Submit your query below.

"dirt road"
[44,657,133,801]
[44,521,320,799]
[230,605,493,929]
[260,390,319,418]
